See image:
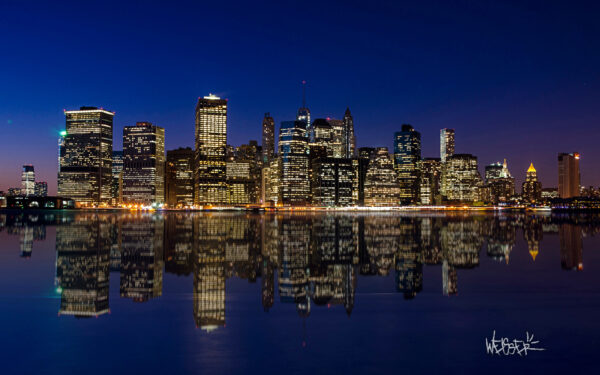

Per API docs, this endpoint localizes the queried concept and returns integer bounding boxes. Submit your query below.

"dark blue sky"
[1,0,599,194]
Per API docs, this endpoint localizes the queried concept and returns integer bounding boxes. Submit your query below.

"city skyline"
[2,1,600,193]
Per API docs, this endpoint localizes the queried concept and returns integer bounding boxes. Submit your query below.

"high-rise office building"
[234,141,262,204]
[195,94,228,205]
[394,124,421,204]
[357,147,375,206]
[34,181,48,197]
[227,160,252,205]
[262,158,280,205]
[364,147,401,206]
[440,128,455,162]
[418,158,442,205]
[297,80,311,142]
[522,163,542,203]
[21,165,35,196]
[558,152,580,198]
[166,147,195,208]
[262,113,275,164]
[311,157,354,206]
[279,120,309,205]
[343,108,356,158]
[111,151,123,205]
[441,154,482,202]
[485,159,515,204]
[58,107,114,206]
[329,118,345,158]
[122,122,165,204]
[58,130,66,173]
[311,118,335,157]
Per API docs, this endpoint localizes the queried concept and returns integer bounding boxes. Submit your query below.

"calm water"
[0,210,598,374]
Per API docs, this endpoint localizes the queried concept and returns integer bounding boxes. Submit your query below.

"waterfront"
[0,211,598,374]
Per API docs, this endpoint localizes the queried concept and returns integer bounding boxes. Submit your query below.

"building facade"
[522,163,542,203]
[343,108,356,158]
[111,151,123,205]
[440,128,455,163]
[418,158,442,205]
[195,95,228,205]
[310,157,354,206]
[122,122,165,204]
[441,154,482,202]
[262,113,275,164]
[364,147,401,206]
[165,147,195,208]
[21,165,35,196]
[58,107,113,206]
[279,120,309,205]
[558,152,580,198]
[34,181,48,197]
[394,124,421,204]
[485,159,515,204]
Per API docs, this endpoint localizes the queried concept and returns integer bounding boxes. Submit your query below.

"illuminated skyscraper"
[111,151,123,205]
[343,108,356,158]
[21,165,35,196]
[311,157,354,206]
[441,154,482,202]
[329,118,345,158]
[262,113,275,164]
[311,118,335,157]
[166,147,195,207]
[58,130,66,173]
[233,141,262,204]
[522,163,542,203]
[58,107,114,206]
[279,120,309,205]
[195,94,228,205]
[297,80,311,141]
[394,124,421,204]
[122,122,165,204]
[357,147,375,205]
[558,152,580,198]
[364,147,401,206]
[34,181,48,197]
[418,158,442,205]
[440,128,455,162]
[485,159,515,204]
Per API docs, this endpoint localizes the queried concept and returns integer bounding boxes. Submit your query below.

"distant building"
[122,122,165,204]
[311,119,335,157]
[34,182,48,197]
[165,147,195,208]
[7,187,22,196]
[357,147,375,205]
[310,157,354,206]
[541,187,559,199]
[262,158,280,205]
[111,151,123,205]
[364,147,401,206]
[297,81,311,142]
[234,141,262,204]
[58,107,114,206]
[279,120,309,205]
[195,94,228,205]
[262,113,275,164]
[522,163,542,203]
[418,158,442,205]
[485,159,515,204]
[343,108,356,158]
[329,118,345,158]
[394,124,421,204]
[558,152,580,198]
[441,154,482,202]
[440,128,455,162]
[227,161,252,205]
[21,165,35,196]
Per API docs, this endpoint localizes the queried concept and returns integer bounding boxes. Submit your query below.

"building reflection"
[0,211,592,326]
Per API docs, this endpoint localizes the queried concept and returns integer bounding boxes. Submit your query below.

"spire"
[301,80,306,108]
[527,162,536,173]
[345,107,351,116]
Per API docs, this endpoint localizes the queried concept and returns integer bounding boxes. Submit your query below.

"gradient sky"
[1,0,599,194]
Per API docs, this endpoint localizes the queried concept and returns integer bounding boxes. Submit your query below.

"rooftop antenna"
[302,80,306,108]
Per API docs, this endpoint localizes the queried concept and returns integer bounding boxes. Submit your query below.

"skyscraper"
[418,158,442,205]
[279,120,310,205]
[522,163,542,203]
[364,147,401,206]
[329,118,345,158]
[58,107,114,206]
[262,113,275,164]
[111,151,123,205]
[485,159,515,204]
[558,152,580,198]
[310,157,354,206]
[343,108,356,158]
[440,154,482,202]
[297,81,311,142]
[21,165,35,196]
[165,147,195,208]
[440,128,455,162]
[394,124,421,204]
[311,118,335,157]
[195,94,228,205]
[122,122,165,204]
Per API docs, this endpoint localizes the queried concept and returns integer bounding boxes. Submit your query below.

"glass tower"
[394,124,421,204]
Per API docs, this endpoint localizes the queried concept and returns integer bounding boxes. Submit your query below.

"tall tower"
[558,152,580,198]
[279,120,310,205]
[343,108,356,158]
[262,113,275,164]
[58,107,114,206]
[440,128,455,162]
[21,165,35,196]
[394,124,421,204]
[195,94,228,205]
[122,122,165,204]
[522,163,542,203]
[297,81,311,142]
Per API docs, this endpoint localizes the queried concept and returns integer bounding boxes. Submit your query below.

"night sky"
[1,0,599,194]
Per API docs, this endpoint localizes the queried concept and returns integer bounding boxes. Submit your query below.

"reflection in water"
[0,211,593,326]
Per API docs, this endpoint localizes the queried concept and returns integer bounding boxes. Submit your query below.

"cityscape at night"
[1,1,600,374]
